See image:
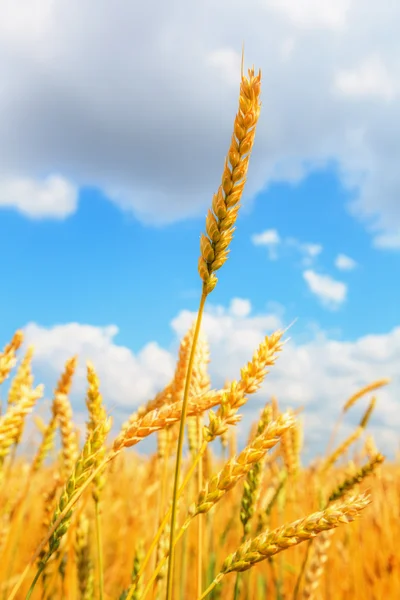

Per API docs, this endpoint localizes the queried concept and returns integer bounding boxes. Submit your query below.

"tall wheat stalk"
[165,48,262,600]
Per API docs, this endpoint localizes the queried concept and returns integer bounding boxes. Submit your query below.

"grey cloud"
[0,0,399,241]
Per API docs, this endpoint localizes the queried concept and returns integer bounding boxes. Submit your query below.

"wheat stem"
[165,289,207,600]
[95,499,104,600]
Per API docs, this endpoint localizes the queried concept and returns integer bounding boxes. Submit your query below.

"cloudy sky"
[1,0,399,461]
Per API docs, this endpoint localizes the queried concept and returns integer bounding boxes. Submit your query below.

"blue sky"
[1,0,399,461]
[1,168,398,348]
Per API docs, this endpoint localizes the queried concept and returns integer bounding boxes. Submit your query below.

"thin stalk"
[292,541,312,600]
[165,289,207,600]
[141,523,187,600]
[197,417,203,597]
[25,564,45,600]
[233,534,247,600]
[95,499,105,600]
[198,576,222,600]
[126,441,207,600]
[233,573,242,600]
[292,488,326,600]
[179,490,189,600]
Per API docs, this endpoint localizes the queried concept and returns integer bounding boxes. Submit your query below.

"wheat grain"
[220,493,370,575]
[198,63,262,295]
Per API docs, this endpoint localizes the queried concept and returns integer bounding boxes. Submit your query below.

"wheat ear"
[327,378,390,454]
[200,494,370,599]
[0,331,23,385]
[53,357,79,479]
[85,361,110,600]
[165,53,262,600]
[25,418,111,599]
[0,385,43,477]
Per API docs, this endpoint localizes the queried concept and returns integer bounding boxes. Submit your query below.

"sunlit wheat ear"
[0,330,23,385]
[112,388,226,452]
[7,345,34,406]
[191,333,211,395]
[53,356,79,479]
[117,330,279,451]
[137,414,289,600]
[86,361,110,501]
[85,361,109,600]
[322,426,364,473]
[343,378,390,413]
[291,417,303,475]
[170,324,196,404]
[188,333,210,453]
[6,346,35,450]
[0,384,44,470]
[193,413,294,516]
[204,330,284,442]
[120,382,174,436]
[30,413,58,474]
[198,64,262,295]
[271,395,279,419]
[219,493,370,575]
[364,434,378,460]
[299,456,382,600]
[279,408,296,476]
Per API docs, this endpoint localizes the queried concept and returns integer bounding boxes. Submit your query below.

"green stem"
[233,573,242,600]
[198,575,223,600]
[233,535,246,600]
[95,499,104,600]
[141,521,188,600]
[165,289,207,600]
[25,562,45,600]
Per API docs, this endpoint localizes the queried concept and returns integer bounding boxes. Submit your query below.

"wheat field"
[0,53,398,600]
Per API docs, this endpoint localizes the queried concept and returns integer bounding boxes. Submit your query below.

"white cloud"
[334,56,396,101]
[229,298,252,318]
[23,322,175,409]
[373,230,400,250]
[0,175,77,219]
[335,253,357,270]
[0,0,399,245]
[207,48,242,86]
[264,0,350,30]
[16,303,400,460]
[253,229,322,265]
[252,229,281,246]
[251,229,281,259]
[303,243,323,258]
[303,269,347,308]
[0,0,54,45]
[287,239,323,266]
